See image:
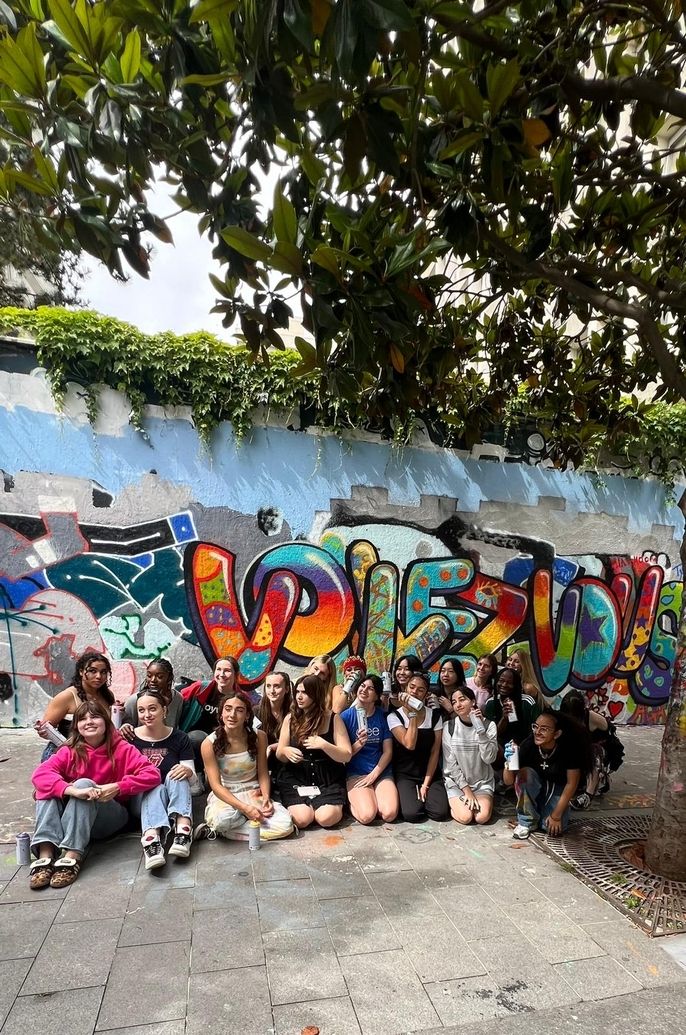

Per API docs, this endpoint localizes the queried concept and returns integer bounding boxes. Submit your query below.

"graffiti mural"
[0,500,680,726]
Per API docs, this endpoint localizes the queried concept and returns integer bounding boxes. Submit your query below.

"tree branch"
[562,69,686,120]
[482,228,686,397]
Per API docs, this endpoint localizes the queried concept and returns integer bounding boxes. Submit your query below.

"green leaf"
[220,225,272,262]
[439,129,483,159]
[284,0,313,49]
[189,0,238,24]
[32,146,59,193]
[180,72,233,86]
[361,0,414,30]
[311,245,340,277]
[486,59,520,116]
[273,182,297,245]
[120,29,141,83]
[452,72,484,122]
[48,0,91,59]
[271,241,302,276]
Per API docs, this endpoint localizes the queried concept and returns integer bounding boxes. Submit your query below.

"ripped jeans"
[515,767,570,833]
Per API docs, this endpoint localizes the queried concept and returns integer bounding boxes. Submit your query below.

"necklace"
[538,744,558,770]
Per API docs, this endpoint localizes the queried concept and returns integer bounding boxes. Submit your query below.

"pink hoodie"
[32,733,161,802]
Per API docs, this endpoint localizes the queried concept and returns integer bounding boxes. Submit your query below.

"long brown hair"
[213,692,258,759]
[69,700,117,766]
[256,671,292,744]
[290,673,328,745]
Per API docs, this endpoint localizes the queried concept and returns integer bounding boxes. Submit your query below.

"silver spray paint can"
[15,832,31,866]
[356,706,368,732]
[248,820,261,851]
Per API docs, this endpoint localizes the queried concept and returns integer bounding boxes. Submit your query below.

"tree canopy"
[0,0,685,460]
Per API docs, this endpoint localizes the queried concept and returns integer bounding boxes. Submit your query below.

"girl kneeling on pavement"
[29,700,160,890]
[504,708,591,840]
[443,685,498,825]
[128,688,196,870]
[388,671,449,822]
[198,692,293,842]
[341,675,399,824]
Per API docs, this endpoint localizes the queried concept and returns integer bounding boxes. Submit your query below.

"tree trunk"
[644,492,686,880]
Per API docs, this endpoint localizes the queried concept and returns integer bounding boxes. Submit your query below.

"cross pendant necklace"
[538,746,557,770]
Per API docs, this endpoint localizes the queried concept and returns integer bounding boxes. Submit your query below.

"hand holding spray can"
[506,699,517,723]
[355,706,368,733]
[470,709,485,734]
[504,740,520,771]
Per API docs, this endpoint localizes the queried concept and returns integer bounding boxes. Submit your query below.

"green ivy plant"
[0,305,684,488]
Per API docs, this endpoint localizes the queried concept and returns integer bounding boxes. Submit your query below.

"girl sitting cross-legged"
[197,693,293,842]
[29,700,160,890]
[128,688,196,870]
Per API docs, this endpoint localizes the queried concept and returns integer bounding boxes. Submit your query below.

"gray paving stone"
[322,895,400,956]
[305,853,371,900]
[481,876,551,907]
[21,917,122,994]
[446,887,519,941]
[0,867,68,904]
[86,838,142,881]
[119,887,194,946]
[512,917,606,965]
[2,986,103,1035]
[340,948,441,1035]
[581,919,686,987]
[93,1025,185,1035]
[350,837,412,873]
[0,899,60,959]
[256,876,325,933]
[264,927,347,1005]
[424,975,524,1026]
[469,933,582,1010]
[186,965,272,1035]
[273,995,362,1035]
[0,849,21,885]
[367,869,447,920]
[190,908,264,973]
[96,941,189,1030]
[132,860,197,890]
[533,874,622,923]
[55,877,134,923]
[554,956,644,1000]
[387,917,487,982]
[661,932,686,968]
[0,959,31,1027]
[251,844,309,882]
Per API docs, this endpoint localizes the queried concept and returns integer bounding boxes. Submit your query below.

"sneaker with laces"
[512,823,531,840]
[570,792,592,810]
[142,838,165,870]
[169,830,192,858]
[193,822,217,842]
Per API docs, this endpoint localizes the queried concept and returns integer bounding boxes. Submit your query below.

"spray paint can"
[382,671,392,696]
[505,741,520,771]
[248,820,261,851]
[111,704,124,729]
[470,710,485,734]
[506,701,517,723]
[355,706,368,732]
[15,832,31,866]
[42,722,67,748]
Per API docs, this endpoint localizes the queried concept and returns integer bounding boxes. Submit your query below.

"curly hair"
[213,693,258,759]
[72,652,115,708]
[142,659,174,706]
[290,673,328,745]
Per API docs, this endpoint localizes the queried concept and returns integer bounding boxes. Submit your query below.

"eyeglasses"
[531,723,556,734]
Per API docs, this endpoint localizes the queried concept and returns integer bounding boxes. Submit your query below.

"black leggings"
[396,777,449,822]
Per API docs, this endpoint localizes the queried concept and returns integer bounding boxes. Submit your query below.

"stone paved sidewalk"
[0,727,683,1035]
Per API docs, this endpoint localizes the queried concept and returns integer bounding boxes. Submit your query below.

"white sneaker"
[168,830,192,858]
[142,838,165,870]
[512,823,531,840]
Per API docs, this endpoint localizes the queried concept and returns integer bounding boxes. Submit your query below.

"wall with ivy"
[0,340,682,727]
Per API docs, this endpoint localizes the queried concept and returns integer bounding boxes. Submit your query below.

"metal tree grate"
[530,813,686,937]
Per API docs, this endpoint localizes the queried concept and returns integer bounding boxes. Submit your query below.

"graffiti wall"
[0,363,683,726]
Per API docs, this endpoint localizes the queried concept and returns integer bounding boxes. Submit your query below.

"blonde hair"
[509,649,546,708]
[307,654,337,707]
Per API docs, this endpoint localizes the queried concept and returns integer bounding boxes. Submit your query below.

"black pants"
[396,776,449,822]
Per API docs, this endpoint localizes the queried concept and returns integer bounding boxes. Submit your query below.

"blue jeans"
[131,774,192,839]
[515,768,570,833]
[32,779,129,856]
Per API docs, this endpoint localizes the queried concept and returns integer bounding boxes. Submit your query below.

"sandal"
[49,857,81,888]
[29,858,54,890]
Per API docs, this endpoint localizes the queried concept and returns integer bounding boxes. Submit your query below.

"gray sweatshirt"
[442,716,498,796]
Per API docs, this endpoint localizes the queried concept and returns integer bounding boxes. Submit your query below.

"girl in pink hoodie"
[29,699,160,890]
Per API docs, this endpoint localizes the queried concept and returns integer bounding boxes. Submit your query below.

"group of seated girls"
[28,647,600,890]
